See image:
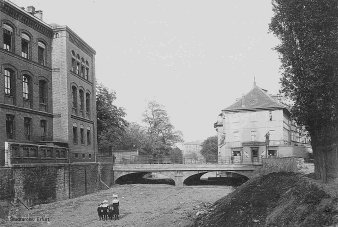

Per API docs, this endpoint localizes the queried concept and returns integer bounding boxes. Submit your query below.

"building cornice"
[1,0,53,38]
[0,103,53,117]
[0,48,52,71]
[70,114,94,124]
[52,26,96,56]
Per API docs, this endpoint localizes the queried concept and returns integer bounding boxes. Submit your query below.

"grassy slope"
[194,172,338,227]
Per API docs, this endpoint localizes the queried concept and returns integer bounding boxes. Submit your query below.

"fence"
[113,154,263,165]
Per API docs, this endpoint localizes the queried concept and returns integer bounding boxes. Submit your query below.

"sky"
[12,0,282,142]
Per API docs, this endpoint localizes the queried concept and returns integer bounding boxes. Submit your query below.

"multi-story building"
[182,141,205,163]
[0,2,54,165]
[0,0,97,165]
[51,25,97,162]
[214,83,310,164]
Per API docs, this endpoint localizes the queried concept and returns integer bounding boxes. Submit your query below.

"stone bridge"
[113,163,262,186]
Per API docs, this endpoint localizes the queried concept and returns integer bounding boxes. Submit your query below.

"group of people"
[97,194,120,221]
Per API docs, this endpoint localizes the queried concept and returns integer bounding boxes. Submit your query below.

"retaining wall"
[0,162,113,219]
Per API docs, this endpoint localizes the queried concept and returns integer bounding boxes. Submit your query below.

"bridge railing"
[113,155,263,165]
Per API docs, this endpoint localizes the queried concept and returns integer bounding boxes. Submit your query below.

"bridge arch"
[114,171,176,185]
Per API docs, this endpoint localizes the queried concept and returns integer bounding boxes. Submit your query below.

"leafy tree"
[200,136,218,163]
[270,0,338,181]
[96,83,128,153]
[142,100,183,157]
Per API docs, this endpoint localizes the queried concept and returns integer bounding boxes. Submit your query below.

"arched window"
[39,80,48,111]
[76,54,80,74]
[22,75,31,100]
[85,60,89,80]
[3,23,14,52]
[4,69,14,96]
[21,33,30,59]
[86,92,90,118]
[81,58,85,77]
[72,86,78,115]
[71,51,76,72]
[22,74,32,108]
[38,41,46,65]
[79,89,84,116]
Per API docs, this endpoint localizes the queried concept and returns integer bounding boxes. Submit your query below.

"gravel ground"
[2,184,233,227]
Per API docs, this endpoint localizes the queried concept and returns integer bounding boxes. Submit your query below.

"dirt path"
[2,184,233,227]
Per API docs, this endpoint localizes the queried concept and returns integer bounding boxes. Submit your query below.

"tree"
[96,83,128,153]
[270,0,338,182]
[200,136,218,163]
[142,101,183,157]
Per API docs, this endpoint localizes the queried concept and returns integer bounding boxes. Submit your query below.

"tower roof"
[223,84,287,112]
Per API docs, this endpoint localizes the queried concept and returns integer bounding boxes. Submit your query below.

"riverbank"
[0,184,233,227]
[193,172,338,227]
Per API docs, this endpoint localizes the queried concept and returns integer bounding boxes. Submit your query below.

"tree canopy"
[96,83,128,153]
[270,0,338,181]
[200,136,218,163]
[142,101,184,157]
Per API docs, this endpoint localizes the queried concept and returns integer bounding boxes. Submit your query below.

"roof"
[223,84,287,112]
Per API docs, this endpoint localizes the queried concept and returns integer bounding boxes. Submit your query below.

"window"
[86,93,90,118]
[85,61,89,80]
[80,128,84,144]
[4,69,14,96]
[251,130,256,141]
[39,80,47,111]
[89,154,92,159]
[74,153,79,158]
[73,125,78,144]
[87,129,91,145]
[72,86,78,114]
[82,154,85,158]
[22,75,30,100]
[3,23,13,51]
[6,115,15,139]
[24,117,32,140]
[76,54,80,74]
[21,33,30,59]
[79,90,84,116]
[38,41,46,65]
[81,58,85,77]
[76,62,80,74]
[40,120,47,141]
[72,58,76,72]
[39,80,47,104]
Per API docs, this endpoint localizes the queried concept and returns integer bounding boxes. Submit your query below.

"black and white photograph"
[0,0,338,226]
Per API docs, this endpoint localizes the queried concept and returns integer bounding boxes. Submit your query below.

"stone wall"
[0,162,113,219]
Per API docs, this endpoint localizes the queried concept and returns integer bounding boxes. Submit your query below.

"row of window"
[74,153,92,159]
[71,51,90,81]
[72,85,91,118]
[3,23,47,65]
[72,125,91,146]
[6,114,47,141]
[4,68,48,111]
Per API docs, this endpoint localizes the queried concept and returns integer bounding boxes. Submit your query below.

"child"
[112,194,119,220]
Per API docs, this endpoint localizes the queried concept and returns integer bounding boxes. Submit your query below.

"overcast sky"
[12,0,281,142]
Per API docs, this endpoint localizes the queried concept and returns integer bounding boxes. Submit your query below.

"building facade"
[0,2,54,166]
[51,25,97,163]
[214,83,310,164]
[0,1,97,166]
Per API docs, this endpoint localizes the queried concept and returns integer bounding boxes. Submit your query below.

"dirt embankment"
[193,172,338,227]
[1,184,233,227]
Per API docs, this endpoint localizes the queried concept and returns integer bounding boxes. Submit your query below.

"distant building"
[214,83,310,164]
[0,1,96,165]
[182,141,205,163]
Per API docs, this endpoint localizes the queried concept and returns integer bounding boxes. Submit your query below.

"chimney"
[27,6,35,14]
[34,10,43,20]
